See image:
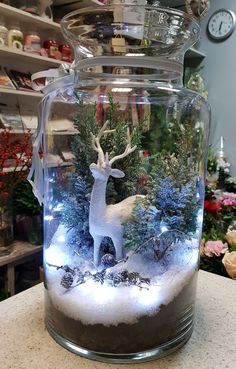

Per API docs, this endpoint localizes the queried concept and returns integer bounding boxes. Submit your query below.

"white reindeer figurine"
[89,121,144,267]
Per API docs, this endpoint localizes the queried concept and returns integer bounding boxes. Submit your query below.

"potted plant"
[13,180,43,245]
[0,128,32,255]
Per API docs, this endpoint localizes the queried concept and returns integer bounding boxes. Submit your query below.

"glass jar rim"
[61,4,200,43]
[62,4,199,28]
[61,4,200,82]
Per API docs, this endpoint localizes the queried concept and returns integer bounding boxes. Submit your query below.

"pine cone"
[139,277,151,286]
[61,265,75,275]
[101,253,117,268]
[61,272,74,289]
[105,271,114,281]
[93,270,106,284]
[120,270,129,281]
[113,271,128,286]
[128,272,140,285]
[76,271,85,284]
[113,273,124,287]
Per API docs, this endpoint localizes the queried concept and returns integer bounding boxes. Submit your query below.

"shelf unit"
[0,45,64,67]
[0,87,42,98]
[0,3,64,110]
[50,130,78,135]
[2,165,30,173]
[184,47,206,68]
[0,3,66,129]
[2,161,73,173]
[0,126,77,134]
[0,5,75,169]
[162,0,185,7]
[0,128,23,134]
[185,48,206,60]
[0,3,61,31]
[0,241,43,296]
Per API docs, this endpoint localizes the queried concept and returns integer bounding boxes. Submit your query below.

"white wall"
[198,0,236,174]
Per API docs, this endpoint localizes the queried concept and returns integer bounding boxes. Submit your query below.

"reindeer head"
[90,121,136,181]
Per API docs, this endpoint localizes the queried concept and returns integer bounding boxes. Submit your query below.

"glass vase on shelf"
[31,1,210,363]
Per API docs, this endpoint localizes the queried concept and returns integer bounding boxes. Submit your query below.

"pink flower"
[204,240,228,257]
[219,194,236,207]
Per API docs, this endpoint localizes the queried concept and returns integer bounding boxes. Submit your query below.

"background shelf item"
[0,3,61,31]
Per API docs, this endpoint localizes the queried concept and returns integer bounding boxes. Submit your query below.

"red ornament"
[204,200,221,215]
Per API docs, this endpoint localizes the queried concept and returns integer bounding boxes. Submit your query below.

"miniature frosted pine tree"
[124,124,200,257]
[61,174,93,256]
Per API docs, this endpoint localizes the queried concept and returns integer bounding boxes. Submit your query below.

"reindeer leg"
[93,235,103,267]
[113,233,125,262]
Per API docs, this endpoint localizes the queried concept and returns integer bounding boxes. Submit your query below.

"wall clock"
[207,9,236,41]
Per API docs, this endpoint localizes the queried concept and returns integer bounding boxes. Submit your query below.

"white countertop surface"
[0,270,235,369]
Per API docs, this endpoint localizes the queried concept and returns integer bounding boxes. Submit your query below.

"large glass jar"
[39,2,210,363]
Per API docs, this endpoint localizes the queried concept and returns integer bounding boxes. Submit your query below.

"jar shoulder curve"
[181,86,211,118]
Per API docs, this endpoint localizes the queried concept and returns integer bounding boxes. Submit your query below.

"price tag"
[111,37,126,53]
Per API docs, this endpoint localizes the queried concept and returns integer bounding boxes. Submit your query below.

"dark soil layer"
[45,273,197,354]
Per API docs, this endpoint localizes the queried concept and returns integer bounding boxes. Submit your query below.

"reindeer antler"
[109,127,137,166]
[91,122,136,167]
[91,121,109,166]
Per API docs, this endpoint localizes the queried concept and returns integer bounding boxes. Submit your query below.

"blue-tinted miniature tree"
[124,125,200,260]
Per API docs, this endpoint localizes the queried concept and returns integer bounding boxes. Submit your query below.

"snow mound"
[46,226,199,326]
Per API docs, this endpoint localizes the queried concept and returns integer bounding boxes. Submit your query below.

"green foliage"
[150,125,197,189]
[225,177,236,193]
[201,170,236,278]
[184,67,208,100]
[105,120,143,200]
[62,95,202,260]
[221,205,236,231]
[71,103,98,187]
[61,96,145,255]
[154,177,198,234]
[124,174,199,254]
[200,255,228,276]
[207,148,218,175]
[124,198,159,252]
[142,105,184,156]
[124,126,200,255]
[61,174,93,255]
[218,167,230,189]
[203,187,236,239]
[13,180,42,216]
[202,226,225,243]
[230,244,236,252]
[71,98,144,201]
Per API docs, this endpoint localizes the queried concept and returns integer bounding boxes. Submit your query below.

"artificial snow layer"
[46,224,199,326]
